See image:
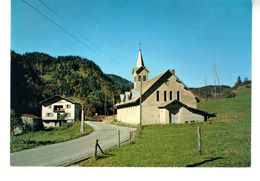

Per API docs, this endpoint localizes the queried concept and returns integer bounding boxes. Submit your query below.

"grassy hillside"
[80,83,251,167]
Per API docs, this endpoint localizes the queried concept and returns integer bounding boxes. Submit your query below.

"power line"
[22,0,100,58]
[37,0,121,66]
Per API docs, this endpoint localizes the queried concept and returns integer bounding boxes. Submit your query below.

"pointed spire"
[136,49,144,68]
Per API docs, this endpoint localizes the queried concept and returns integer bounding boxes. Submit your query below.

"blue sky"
[11,0,251,87]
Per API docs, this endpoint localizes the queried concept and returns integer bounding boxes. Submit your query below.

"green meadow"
[11,121,93,153]
[80,84,251,167]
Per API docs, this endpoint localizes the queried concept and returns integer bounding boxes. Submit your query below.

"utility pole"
[213,65,217,99]
[205,77,208,100]
[139,77,143,131]
[112,93,115,115]
[213,65,221,92]
[104,93,107,116]
[80,107,84,133]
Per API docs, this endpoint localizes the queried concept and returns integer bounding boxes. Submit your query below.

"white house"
[40,95,82,128]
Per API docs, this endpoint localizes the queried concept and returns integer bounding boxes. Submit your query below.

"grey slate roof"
[158,100,209,116]
[39,95,80,106]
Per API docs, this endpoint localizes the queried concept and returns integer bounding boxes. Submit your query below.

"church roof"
[115,69,200,109]
[115,70,173,108]
[158,100,214,117]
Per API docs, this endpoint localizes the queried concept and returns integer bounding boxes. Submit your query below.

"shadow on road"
[186,156,223,167]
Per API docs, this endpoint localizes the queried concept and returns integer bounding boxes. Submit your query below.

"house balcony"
[53,108,65,113]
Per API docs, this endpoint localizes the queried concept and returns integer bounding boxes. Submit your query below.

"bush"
[225,92,236,98]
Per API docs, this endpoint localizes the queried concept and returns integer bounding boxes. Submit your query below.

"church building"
[115,49,209,125]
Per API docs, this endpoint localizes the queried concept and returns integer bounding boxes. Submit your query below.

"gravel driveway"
[10,121,135,166]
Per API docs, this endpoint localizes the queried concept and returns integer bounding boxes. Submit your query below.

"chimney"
[170,69,175,75]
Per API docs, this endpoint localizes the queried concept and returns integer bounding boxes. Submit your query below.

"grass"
[11,121,93,153]
[108,119,138,128]
[80,84,251,167]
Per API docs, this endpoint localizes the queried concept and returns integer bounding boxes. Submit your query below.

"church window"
[138,75,141,81]
[170,91,173,100]
[164,91,167,102]
[177,91,180,101]
[143,75,146,81]
[156,91,159,101]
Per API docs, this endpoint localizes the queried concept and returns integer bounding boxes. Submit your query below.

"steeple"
[132,48,149,89]
[136,49,144,68]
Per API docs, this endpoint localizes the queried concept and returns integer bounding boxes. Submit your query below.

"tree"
[11,51,130,117]
[10,109,23,134]
[235,76,242,87]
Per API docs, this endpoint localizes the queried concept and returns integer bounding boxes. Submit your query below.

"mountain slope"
[11,51,128,116]
[106,74,133,93]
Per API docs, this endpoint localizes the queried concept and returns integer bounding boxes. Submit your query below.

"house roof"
[21,114,41,119]
[39,95,80,106]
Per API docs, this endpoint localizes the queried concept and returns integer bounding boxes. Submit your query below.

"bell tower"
[132,49,149,89]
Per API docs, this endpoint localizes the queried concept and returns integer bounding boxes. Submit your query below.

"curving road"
[10,121,135,166]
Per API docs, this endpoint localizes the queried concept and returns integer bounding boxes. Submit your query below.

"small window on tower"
[138,75,141,81]
[143,75,146,81]
[164,91,167,102]
[156,91,159,101]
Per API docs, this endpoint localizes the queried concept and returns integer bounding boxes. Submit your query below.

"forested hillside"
[11,51,132,117]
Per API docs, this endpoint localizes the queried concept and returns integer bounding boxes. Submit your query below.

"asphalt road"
[10,121,135,166]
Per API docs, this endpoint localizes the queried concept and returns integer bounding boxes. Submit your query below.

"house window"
[66,104,71,109]
[138,75,141,81]
[164,91,167,102]
[156,91,159,102]
[48,105,52,109]
[177,91,180,101]
[143,75,146,81]
[46,113,53,117]
[170,91,173,100]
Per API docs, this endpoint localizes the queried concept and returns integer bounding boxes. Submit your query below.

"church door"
[159,109,166,124]
[170,109,179,124]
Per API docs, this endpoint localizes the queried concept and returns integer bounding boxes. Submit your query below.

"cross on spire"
[139,41,142,51]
